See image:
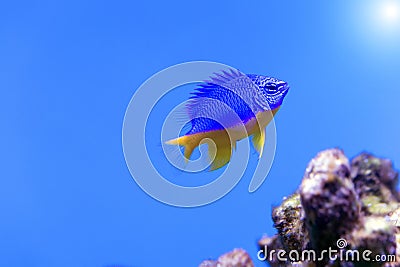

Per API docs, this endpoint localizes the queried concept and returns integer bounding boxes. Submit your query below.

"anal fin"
[206,130,233,171]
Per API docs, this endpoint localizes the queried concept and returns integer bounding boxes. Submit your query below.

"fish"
[166,69,289,170]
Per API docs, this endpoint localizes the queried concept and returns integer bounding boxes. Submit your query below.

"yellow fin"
[165,135,197,162]
[206,131,233,171]
[252,128,265,158]
[166,131,234,170]
[208,142,232,171]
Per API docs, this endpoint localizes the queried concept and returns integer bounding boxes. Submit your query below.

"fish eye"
[265,84,277,92]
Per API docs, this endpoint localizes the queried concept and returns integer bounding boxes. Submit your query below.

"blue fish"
[166,69,289,170]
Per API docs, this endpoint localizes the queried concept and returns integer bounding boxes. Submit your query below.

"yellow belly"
[165,107,280,170]
[200,107,280,143]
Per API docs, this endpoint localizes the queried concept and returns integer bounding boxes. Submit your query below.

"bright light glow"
[333,0,400,57]
[364,0,400,40]
[380,1,400,24]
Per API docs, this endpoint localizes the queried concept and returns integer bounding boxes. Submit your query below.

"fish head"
[257,76,290,109]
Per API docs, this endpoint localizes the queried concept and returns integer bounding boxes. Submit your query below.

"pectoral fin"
[252,128,265,158]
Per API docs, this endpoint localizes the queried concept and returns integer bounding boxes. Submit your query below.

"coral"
[272,193,308,253]
[299,149,360,266]
[199,149,400,267]
[345,216,396,267]
[199,249,254,267]
[351,153,399,216]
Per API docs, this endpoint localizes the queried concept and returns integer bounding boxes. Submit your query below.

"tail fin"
[165,135,196,161]
[165,131,234,170]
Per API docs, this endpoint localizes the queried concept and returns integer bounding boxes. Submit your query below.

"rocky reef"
[199,149,400,267]
[199,249,254,267]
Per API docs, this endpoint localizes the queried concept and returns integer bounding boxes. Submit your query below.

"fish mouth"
[283,83,290,92]
[279,83,290,95]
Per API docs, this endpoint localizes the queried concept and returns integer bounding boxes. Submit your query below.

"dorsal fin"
[205,69,243,88]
